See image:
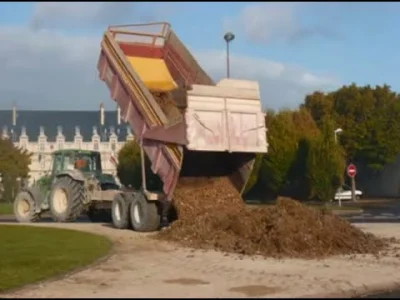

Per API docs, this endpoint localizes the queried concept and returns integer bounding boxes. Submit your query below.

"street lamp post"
[334,128,343,144]
[224,32,235,78]
[334,128,344,206]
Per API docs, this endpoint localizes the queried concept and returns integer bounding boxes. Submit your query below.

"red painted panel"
[118,43,164,59]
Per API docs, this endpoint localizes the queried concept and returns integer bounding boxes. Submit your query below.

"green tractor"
[13,149,122,223]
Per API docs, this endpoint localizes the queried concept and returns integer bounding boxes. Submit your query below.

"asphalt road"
[342,199,400,224]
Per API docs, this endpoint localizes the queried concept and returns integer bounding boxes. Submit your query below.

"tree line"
[247,83,400,201]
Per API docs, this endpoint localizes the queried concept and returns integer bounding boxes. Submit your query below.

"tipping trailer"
[97,22,268,231]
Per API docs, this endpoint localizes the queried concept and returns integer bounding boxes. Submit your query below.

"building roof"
[0,110,130,142]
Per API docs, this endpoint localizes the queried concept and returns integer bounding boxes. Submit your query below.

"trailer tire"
[49,176,85,222]
[112,193,132,229]
[130,192,160,232]
[13,191,40,223]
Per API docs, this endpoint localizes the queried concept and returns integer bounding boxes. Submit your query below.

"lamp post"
[334,128,343,144]
[334,128,344,206]
[224,32,235,78]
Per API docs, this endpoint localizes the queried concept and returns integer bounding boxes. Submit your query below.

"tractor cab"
[51,150,102,177]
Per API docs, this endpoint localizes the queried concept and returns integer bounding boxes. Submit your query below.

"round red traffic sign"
[347,163,357,178]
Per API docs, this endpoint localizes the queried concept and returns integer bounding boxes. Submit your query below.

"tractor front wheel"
[13,191,40,223]
[49,176,85,222]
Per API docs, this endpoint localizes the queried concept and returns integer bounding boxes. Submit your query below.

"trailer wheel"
[13,191,40,223]
[130,192,160,232]
[112,193,132,229]
[49,176,85,222]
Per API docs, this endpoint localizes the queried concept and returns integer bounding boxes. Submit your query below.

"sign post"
[347,164,357,202]
[337,186,343,207]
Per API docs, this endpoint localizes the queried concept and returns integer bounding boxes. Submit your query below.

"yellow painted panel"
[126,56,178,92]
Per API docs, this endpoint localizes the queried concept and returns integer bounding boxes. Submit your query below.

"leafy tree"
[306,117,346,201]
[257,108,320,197]
[258,110,299,195]
[0,137,32,202]
[302,84,400,170]
[302,91,334,127]
[117,141,162,191]
[117,141,142,189]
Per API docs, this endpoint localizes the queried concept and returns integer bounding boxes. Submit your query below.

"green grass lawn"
[0,203,12,215]
[0,225,112,293]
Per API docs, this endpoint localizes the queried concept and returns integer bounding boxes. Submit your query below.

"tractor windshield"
[52,150,102,175]
[73,153,99,173]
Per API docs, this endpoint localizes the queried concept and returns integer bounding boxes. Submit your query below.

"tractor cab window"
[52,154,64,175]
[64,156,75,171]
[74,156,89,172]
[74,153,98,173]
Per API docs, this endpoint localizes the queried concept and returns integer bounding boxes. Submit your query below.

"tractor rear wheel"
[13,191,40,223]
[130,192,160,232]
[112,193,133,229]
[49,176,85,222]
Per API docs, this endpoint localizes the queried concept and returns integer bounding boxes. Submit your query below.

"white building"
[0,104,134,184]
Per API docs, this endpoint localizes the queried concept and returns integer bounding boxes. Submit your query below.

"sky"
[0,1,399,111]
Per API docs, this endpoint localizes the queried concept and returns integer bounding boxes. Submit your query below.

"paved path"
[1,221,400,298]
